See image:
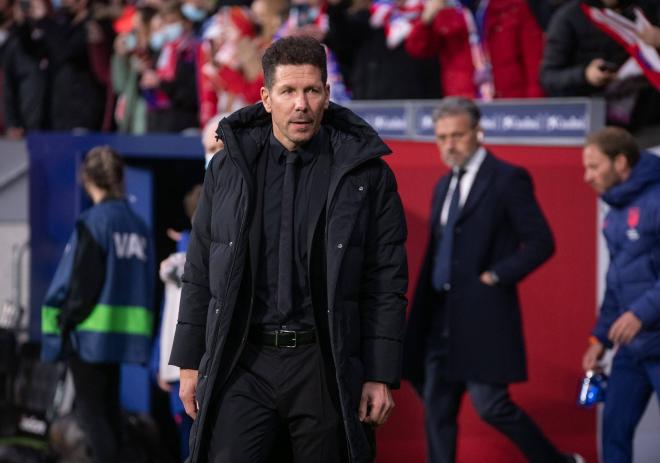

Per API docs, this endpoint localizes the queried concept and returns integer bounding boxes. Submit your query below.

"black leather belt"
[249,329,316,348]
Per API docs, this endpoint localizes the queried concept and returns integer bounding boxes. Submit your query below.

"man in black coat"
[169,36,408,463]
[402,97,581,463]
[540,0,660,133]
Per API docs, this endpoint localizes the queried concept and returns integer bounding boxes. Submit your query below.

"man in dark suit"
[403,97,582,463]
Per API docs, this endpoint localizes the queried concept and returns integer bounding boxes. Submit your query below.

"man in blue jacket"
[582,126,660,463]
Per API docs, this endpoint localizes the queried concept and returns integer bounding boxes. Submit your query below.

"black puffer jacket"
[170,102,408,462]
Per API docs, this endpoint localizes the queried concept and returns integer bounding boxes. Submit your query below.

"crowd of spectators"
[1,0,660,139]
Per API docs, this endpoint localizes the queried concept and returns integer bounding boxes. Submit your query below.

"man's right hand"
[582,341,605,372]
[585,58,616,87]
[421,0,446,25]
[180,368,199,419]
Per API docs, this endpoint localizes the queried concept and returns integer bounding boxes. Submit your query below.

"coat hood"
[601,153,660,208]
[215,101,392,168]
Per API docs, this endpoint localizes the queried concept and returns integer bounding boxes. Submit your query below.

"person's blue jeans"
[603,348,660,463]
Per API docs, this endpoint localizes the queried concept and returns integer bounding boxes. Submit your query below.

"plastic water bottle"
[577,369,607,407]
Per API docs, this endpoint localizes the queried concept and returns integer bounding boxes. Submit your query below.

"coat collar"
[215,101,392,170]
[432,149,495,227]
[458,150,496,222]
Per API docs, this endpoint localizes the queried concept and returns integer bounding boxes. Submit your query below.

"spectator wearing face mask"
[180,0,209,35]
[112,5,157,134]
[141,0,200,132]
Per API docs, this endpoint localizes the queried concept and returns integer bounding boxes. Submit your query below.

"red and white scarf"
[369,0,424,49]
[460,0,495,100]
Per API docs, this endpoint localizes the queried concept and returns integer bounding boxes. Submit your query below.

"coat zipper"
[191,127,252,463]
[324,159,377,463]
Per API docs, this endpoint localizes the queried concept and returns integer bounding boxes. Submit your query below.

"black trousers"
[207,341,347,463]
[423,348,563,463]
[69,359,122,463]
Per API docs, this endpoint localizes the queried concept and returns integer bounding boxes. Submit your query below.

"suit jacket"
[403,151,554,386]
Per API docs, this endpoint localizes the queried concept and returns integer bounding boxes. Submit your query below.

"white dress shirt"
[440,147,487,226]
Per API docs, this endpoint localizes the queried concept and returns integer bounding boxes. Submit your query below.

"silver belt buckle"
[276,329,297,348]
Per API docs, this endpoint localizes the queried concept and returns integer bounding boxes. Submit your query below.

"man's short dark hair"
[586,126,640,167]
[262,36,327,89]
[432,97,481,128]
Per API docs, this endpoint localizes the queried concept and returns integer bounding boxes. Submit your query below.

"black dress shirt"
[252,128,330,329]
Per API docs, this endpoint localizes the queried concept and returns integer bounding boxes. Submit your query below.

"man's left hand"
[480,271,497,286]
[358,381,394,427]
[608,311,642,345]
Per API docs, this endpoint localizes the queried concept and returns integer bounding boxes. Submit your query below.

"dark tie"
[277,150,299,322]
[432,168,466,292]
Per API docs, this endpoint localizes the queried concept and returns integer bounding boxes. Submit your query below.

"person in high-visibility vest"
[41,145,154,463]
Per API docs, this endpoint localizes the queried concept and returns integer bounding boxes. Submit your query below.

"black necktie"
[277,151,299,322]
[432,168,466,292]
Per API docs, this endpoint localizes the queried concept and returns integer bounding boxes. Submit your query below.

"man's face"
[582,144,623,194]
[433,113,481,169]
[260,64,329,151]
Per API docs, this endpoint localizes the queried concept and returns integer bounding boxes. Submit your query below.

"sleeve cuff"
[169,322,206,370]
[362,337,402,389]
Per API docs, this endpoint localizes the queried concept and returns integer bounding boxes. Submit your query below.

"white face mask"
[162,22,184,43]
[150,31,166,51]
[181,3,207,23]
[150,22,183,51]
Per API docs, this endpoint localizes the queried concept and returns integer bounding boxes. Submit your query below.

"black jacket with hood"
[169,101,408,462]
